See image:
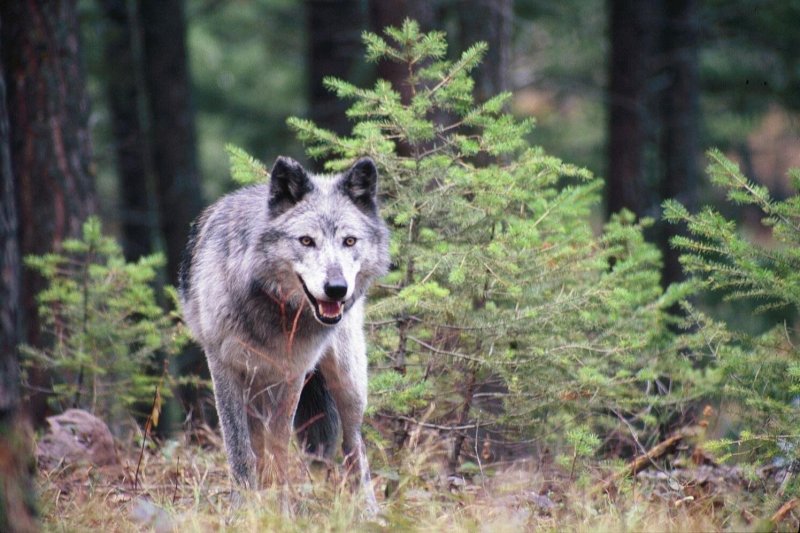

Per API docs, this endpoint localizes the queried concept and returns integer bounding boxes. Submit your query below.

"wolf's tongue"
[319,300,343,317]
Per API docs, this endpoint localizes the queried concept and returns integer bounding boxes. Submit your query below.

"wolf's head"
[260,156,390,326]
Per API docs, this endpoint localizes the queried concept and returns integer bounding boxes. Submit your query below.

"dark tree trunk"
[1,0,97,424]
[138,0,208,430]
[606,0,657,217]
[99,0,155,261]
[658,0,699,286]
[457,0,511,171]
[138,0,203,286]
[457,0,512,103]
[0,49,20,435]
[368,0,437,105]
[0,21,39,533]
[307,0,367,145]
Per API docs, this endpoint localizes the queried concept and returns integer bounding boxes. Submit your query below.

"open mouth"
[297,276,344,325]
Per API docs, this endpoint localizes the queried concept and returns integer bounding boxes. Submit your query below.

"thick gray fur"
[178,156,389,512]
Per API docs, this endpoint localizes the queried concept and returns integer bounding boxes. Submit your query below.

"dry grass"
[37,427,799,532]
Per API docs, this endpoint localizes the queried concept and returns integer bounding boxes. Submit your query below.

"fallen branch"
[770,497,798,525]
[595,426,701,494]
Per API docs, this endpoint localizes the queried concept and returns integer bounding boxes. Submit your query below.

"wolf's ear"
[339,158,378,212]
[268,156,313,215]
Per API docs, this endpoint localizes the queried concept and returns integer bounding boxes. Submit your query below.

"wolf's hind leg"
[294,370,340,459]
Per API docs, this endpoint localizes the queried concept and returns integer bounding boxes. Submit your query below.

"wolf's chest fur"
[223,278,341,377]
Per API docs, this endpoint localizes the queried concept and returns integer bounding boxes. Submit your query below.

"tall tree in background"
[606,0,699,285]
[307,0,367,143]
[368,0,437,105]
[0,34,37,533]
[99,0,155,261]
[1,0,97,422]
[138,0,203,285]
[606,0,657,217]
[138,0,208,427]
[458,0,512,103]
[658,0,699,286]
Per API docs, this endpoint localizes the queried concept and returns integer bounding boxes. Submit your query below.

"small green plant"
[665,150,800,492]
[559,425,601,483]
[22,217,187,425]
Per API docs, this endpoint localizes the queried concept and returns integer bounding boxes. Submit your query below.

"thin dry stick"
[134,364,166,491]
[134,391,155,490]
[172,453,180,505]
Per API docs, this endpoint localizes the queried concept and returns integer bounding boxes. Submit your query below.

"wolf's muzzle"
[298,275,345,325]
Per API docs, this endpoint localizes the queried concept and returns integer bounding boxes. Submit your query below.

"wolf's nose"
[324,279,348,300]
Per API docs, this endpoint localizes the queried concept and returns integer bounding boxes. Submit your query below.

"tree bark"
[658,0,699,286]
[606,0,657,217]
[1,0,97,424]
[368,0,437,105]
[457,0,512,103]
[2,0,97,346]
[0,47,20,428]
[0,22,39,533]
[99,0,155,261]
[138,0,203,286]
[307,0,367,144]
[138,0,208,431]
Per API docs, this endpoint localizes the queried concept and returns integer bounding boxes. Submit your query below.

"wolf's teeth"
[318,300,343,318]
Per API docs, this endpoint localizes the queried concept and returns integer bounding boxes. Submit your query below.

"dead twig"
[172,454,180,505]
[134,362,166,491]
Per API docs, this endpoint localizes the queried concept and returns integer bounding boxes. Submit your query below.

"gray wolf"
[178,156,389,511]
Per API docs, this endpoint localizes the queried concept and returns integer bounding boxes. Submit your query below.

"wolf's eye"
[343,237,357,247]
[299,236,315,247]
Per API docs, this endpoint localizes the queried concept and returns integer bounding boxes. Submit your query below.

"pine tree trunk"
[99,0,155,261]
[606,0,656,217]
[0,52,20,432]
[1,0,97,423]
[138,0,208,428]
[368,0,437,105]
[0,33,39,533]
[138,0,203,286]
[307,0,367,146]
[457,0,511,104]
[658,0,698,286]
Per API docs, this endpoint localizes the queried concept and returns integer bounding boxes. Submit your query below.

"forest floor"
[36,419,800,533]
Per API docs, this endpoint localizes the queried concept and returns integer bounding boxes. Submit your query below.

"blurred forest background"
[1,0,799,530]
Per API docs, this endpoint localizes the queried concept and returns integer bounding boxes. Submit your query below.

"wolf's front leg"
[247,374,305,486]
[207,352,256,489]
[319,337,379,515]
